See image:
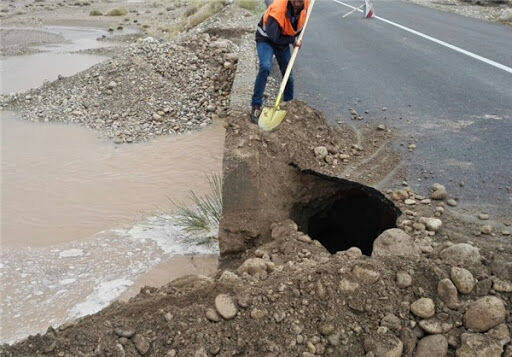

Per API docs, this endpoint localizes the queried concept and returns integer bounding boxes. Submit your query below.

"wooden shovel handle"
[274,0,316,108]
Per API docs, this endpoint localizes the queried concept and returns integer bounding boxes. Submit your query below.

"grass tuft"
[106,8,127,16]
[171,174,223,239]
[89,9,103,16]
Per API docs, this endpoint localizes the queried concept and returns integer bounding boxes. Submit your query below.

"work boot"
[249,106,261,124]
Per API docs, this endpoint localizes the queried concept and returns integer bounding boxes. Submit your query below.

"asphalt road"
[294,0,512,216]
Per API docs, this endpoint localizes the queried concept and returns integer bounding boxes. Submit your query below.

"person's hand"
[294,39,302,48]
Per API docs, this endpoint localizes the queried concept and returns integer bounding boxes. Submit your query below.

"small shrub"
[106,8,127,16]
[89,9,102,16]
[186,0,224,29]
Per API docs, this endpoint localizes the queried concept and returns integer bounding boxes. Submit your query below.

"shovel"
[258,0,316,131]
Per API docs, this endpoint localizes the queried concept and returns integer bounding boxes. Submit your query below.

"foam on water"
[68,278,134,319]
[0,214,219,344]
[121,214,219,255]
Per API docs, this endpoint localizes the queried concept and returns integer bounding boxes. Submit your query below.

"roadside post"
[364,0,375,18]
[341,0,375,18]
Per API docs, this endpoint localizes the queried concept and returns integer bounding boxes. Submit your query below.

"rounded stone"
[419,217,442,232]
[414,335,448,357]
[205,308,220,322]
[464,296,506,332]
[450,267,475,294]
[372,228,420,258]
[396,271,413,289]
[411,298,435,319]
[440,243,481,266]
[214,294,237,320]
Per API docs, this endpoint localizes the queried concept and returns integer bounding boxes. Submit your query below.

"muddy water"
[0,26,135,94]
[1,113,224,247]
[0,24,224,344]
[0,113,224,343]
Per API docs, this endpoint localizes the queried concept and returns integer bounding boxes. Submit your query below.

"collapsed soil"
[2,104,511,357]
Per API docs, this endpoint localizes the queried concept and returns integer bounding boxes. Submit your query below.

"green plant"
[171,174,223,239]
[106,8,127,16]
[89,9,102,16]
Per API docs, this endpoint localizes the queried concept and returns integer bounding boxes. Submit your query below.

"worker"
[250,0,309,123]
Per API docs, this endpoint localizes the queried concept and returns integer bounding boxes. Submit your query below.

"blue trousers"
[251,41,294,108]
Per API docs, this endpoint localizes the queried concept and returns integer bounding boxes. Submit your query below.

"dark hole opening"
[295,187,399,256]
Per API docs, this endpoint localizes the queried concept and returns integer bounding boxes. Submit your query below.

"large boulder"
[440,243,481,266]
[457,324,510,357]
[414,335,448,357]
[450,267,475,294]
[463,296,506,332]
[372,228,420,258]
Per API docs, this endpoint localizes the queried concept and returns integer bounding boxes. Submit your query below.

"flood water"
[1,113,225,248]
[0,26,224,344]
[0,113,224,343]
[0,26,135,94]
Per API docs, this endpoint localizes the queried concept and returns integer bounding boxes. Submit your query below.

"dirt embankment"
[2,100,511,356]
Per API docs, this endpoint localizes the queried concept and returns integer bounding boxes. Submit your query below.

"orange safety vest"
[263,0,309,36]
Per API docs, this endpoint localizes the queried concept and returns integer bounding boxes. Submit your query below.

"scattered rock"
[214,294,237,320]
[478,213,489,220]
[464,296,506,332]
[364,335,403,357]
[132,334,150,355]
[492,278,512,293]
[237,258,273,278]
[339,279,360,293]
[205,308,220,322]
[372,228,420,257]
[419,217,442,232]
[352,265,380,284]
[440,243,481,266]
[414,335,448,357]
[418,318,451,334]
[450,267,475,294]
[447,199,457,207]
[396,271,413,288]
[381,313,402,331]
[250,308,267,320]
[318,322,335,336]
[410,298,435,319]
[457,331,506,357]
[437,278,459,309]
[430,184,447,200]
[313,146,328,160]
[114,327,135,338]
[480,225,492,234]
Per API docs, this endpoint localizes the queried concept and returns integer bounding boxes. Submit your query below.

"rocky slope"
[1,34,237,143]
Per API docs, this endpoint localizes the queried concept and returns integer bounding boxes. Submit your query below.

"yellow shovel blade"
[258,106,287,131]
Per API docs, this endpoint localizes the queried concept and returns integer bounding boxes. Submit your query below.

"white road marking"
[331,0,512,74]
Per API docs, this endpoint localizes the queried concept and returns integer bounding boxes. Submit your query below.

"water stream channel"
[0,26,222,343]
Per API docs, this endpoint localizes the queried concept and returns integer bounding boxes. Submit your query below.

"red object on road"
[364,0,374,18]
